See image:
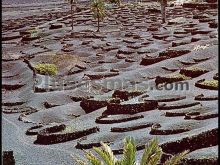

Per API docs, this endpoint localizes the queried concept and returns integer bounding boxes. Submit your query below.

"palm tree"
[91,0,106,32]
[73,137,189,165]
[66,0,76,30]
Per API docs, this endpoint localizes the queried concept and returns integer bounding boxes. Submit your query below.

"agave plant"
[73,137,188,165]
[91,0,106,32]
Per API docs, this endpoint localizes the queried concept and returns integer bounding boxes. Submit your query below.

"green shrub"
[169,73,191,80]
[28,28,39,37]
[200,80,218,88]
[34,63,58,76]
[72,137,188,165]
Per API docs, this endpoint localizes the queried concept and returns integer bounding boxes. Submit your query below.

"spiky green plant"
[73,137,188,165]
[91,0,106,32]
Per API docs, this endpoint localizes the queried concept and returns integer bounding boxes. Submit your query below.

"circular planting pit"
[191,30,212,35]
[180,67,209,78]
[191,37,201,42]
[111,122,154,132]
[26,124,44,135]
[70,95,92,102]
[2,83,25,90]
[195,94,218,101]
[172,40,190,47]
[150,127,190,135]
[145,95,186,102]
[44,101,60,109]
[3,105,37,114]
[184,112,201,119]
[34,126,99,145]
[177,59,198,65]
[85,72,119,80]
[102,45,120,52]
[75,141,110,150]
[153,34,170,40]
[158,101,201,110]
[155,73,191,86]
[117,48,135,55]
[21,35,40,42]
[160,128,218,154]
[80,97,120,113]
[95,114,144,124]
[140,56,169,66]
[199,18,215,23]
[166,111,200,117]
[2,101,24,106]
[189,113,218,120]
[195,79,218,90]
[123,39,136,44]
[183,156,218,165]
[183,3,217,10]
[159,49,190,58]
[161,67,178,72]
[104,100,158,115]
[193,57,210,63]
[112,89,144,101]
[2,32,21,41]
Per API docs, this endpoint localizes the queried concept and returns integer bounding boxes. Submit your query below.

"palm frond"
[93,142,115,165]
[91,0,106,19]
[71,154,87,165]
[140,138,162,165]
[120,137,136,165]
[73,137,188,165]
[164,150,189,165]
[85,150,103,165]
[115,160,123,165]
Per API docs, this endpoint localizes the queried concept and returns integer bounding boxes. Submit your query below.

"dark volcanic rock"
[105,100,158,115]
[35,126,99,145]
[159,49,190,58]
[3,151,15,165]
[112,90,144,101]
[49,24,63,30]
[140,56,169,66]
[180,68,209,78]
[2,32,21,41]
[80,97,120,113]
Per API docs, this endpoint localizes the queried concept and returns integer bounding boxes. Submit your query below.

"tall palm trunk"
[71,4,73,30]
[161,0,167,24]
[161,3,165,23]
[97,16,100,32]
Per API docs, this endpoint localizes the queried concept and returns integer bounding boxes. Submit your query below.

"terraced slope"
[2,1,218,164]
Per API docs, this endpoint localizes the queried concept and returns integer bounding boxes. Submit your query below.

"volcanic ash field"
[2,0,218,164]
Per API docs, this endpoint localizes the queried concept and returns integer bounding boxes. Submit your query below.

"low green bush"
[34,63,58,76]
[200,80,218,88]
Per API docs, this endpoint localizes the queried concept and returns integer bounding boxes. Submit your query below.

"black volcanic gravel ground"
[2,1,218,164]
